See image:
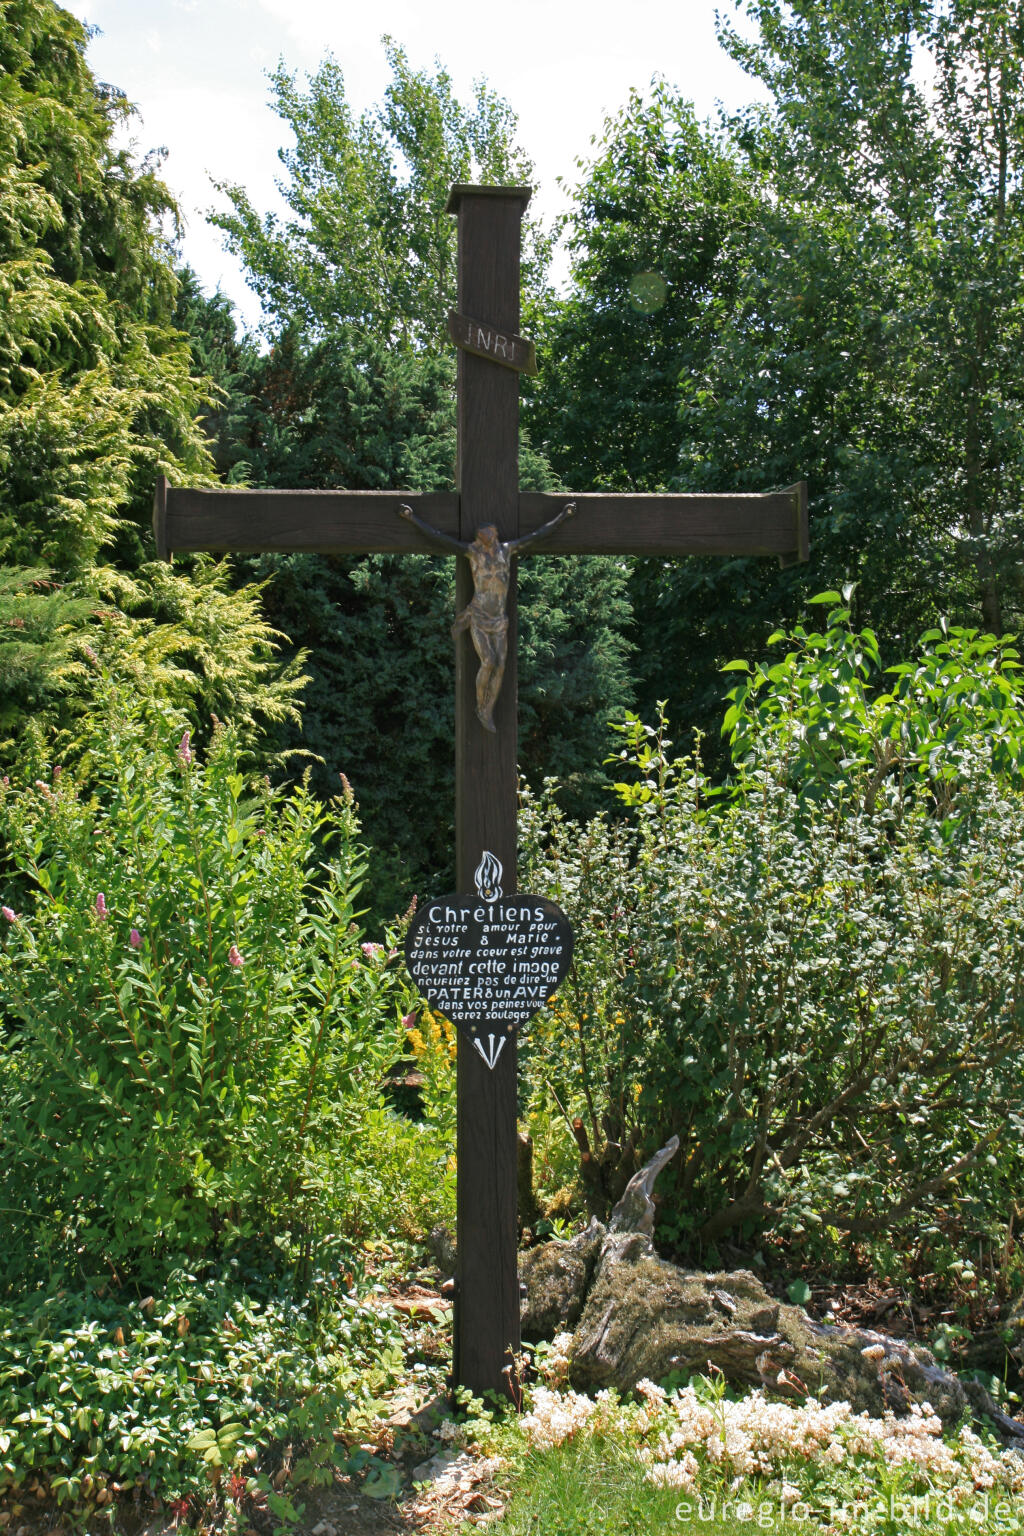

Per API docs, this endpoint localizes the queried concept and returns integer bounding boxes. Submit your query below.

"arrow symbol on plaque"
[473,1034,506,1070]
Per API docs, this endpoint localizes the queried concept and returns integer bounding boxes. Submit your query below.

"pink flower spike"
[129,928,143,949]
[2,906,16,924]
[401,1011,419,1030]
[95,892,108,920]
[361,942,384,959]
[228,944,244,968]
[178,731,192,765]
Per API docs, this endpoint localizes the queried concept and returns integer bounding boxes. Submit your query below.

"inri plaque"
[404,852,573,1069]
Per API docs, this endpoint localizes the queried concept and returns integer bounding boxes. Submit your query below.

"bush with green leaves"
[0,1266,406,1516]
[520,598,1024,1274]
[721,589,1024,808]
[0,662,453,1291]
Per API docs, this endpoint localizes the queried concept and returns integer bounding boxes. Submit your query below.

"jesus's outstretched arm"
[508,500,577,556]
[398,503,467,555]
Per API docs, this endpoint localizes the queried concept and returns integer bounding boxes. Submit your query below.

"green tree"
[196,44,635,913]
[171,267,263,485]
[212,40,551,349]
[527,84,808,755]
[535,8,1024,750]
[0,0,305,764]
[526,83,757,493]
[0,0,210,574]
[708,0,1024,633]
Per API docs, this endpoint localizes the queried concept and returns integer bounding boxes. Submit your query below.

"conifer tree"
[0,0,305,762]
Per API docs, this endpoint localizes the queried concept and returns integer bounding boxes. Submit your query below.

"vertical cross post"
[154,180,808,1405]
[447,184,531,1398]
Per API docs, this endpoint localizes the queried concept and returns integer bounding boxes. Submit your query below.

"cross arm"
[517,483,808,565]
[152,479,461,559]
[398,502,467,555]
[153,479,809,566]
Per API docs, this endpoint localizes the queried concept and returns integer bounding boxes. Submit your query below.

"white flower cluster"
[519,1385,600,1449]
[534,1332,574,1388]
[519,1380,1024,1507]
[646,1449,699,1490]
[640,1387,856,1481]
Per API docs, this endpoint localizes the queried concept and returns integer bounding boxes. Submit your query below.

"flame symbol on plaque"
[474,1033,506,1070]
[474,851,504,900]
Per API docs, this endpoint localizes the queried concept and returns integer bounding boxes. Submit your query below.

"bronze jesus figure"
[398,501,577,731]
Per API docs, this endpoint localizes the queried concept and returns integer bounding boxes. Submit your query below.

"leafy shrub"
[403,1005,457,1140]
[0,1266,405,1512]
[0,663,452,1290]
[520,599,1024,1269]
[722,590,1024,808]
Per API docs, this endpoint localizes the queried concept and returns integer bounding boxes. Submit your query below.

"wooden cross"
[154,183,808,1401]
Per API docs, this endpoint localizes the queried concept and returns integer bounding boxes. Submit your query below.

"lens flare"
[628,271,668,314]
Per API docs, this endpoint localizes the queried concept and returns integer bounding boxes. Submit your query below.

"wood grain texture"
[518,484,809,560]
[158,485,809,562]
[159,489,460,555]
[448,311,538,375]
[452,188,523,1402]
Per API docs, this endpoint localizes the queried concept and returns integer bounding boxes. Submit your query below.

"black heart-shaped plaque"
[404,881,573,1069]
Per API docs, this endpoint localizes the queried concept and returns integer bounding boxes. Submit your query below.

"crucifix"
[154,183,808,1402]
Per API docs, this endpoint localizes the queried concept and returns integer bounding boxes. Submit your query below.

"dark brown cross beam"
[153,183,808,1402]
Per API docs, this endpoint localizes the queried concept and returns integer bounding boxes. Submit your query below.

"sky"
[64,0,767,332]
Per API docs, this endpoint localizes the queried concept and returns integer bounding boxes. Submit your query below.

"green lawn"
[468,1425,1024,1536]
[473,1434,758,1535]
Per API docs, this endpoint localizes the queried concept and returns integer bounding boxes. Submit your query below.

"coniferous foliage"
[0,1,305,763]
[171,269,264,485]
[0,0,210,574]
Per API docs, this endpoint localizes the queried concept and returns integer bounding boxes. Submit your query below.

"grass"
[474,1433,778,1534]
[474,1429,1024,1535]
